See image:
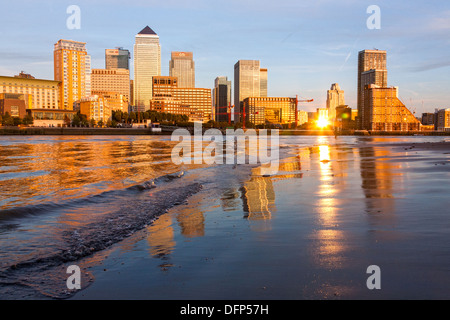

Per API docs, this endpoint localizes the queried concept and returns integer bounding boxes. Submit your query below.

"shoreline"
[1,126,450,136]
[70,138,450,300]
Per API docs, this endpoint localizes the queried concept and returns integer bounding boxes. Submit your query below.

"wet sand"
[68,138,450,300]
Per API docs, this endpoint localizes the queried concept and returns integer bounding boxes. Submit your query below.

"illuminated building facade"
[134,26,161,110]
[169,52,195,88]
[54,39,91,110]
[243,97,296,126]
[234,60,267,122]
[91,68,130,105]
[79,95,111,124]
[105,48,130,70]
[435,108,450,131]
[363,85,421,131]
[0,75,60,110]
[0,93,27,118]
[357,49,387,129]
[326,83,345,121]
[91,90,128,113]
[152,76,212,122]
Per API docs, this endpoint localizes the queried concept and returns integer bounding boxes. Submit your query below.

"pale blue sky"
[1,0,449,113]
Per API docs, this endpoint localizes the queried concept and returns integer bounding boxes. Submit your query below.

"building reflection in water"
[146,213,176,261]
[241,176,276,221]
[359,146,400,224]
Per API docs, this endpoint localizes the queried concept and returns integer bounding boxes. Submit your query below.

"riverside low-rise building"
[0,75,60,110]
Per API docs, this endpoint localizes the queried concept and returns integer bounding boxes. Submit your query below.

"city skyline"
[1,0,449,114]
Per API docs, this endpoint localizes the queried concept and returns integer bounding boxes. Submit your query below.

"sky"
[1,0,449,114]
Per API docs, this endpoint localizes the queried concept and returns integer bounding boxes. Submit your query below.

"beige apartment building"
[91,68,130,105]
[0,75,60,110]
[79,95,111,124]
[91,90,128,113]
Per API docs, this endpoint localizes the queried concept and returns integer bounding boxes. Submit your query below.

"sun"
[316,117,329,129]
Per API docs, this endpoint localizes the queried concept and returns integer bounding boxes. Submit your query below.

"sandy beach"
[0,135,449,300]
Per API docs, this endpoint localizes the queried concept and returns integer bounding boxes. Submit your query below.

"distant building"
[150,98,203,122]
[363,85,420,131]
[243,97,296,126]
[0,75,60,110]
[26,109,76,127]
[152,76,212,122]
[54,39,91,110]
[326,83,345,121]
[316,108,329,126]
[435,108,450,131]
[234,60,267,123]
[213,76,232,123]
[357,49,387,129]
[105,48,130,70]
[169,52,195,88]
[260,68,268,97]
[335,105,353,130]
[0,93,27,118]
[91,68,130,106]
[421,112,435,126]
[297,110,308,126]
[134,26,161,110]
[91,90,128,113]
[79,95,111,124]
[14,71,35,79]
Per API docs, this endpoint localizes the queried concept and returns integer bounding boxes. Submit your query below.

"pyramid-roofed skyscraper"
[133,26,161,110]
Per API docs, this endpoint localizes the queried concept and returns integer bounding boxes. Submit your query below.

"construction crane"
[295,95,314,127]
[215,103,257,129]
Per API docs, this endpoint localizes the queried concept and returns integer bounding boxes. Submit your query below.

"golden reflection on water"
[147,213,176,259]
[0,138,178,209]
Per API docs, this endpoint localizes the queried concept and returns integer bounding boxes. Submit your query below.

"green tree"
[129,112,136,122]
[72,114,81,127]
[13,117,22,126]
[22,114,34,126]
[2,112,14,126]
[114,110,123,123]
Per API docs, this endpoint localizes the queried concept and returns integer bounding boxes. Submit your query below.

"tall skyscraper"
[357,49,387,129]
[213,76,231,122]
[134,26,161,111]
[326,83,345,121]
[54,39,91,110]
[234,60,266,123]
[105,48,130,70]
[169,52,195,88]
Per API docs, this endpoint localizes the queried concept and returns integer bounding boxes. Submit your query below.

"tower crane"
[295,95,314,127]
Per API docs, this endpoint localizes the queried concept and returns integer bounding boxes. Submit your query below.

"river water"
[0,135,449,299]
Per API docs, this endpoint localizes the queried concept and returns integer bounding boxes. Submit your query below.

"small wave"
[0,171,187,222]
[0,180,203,299]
